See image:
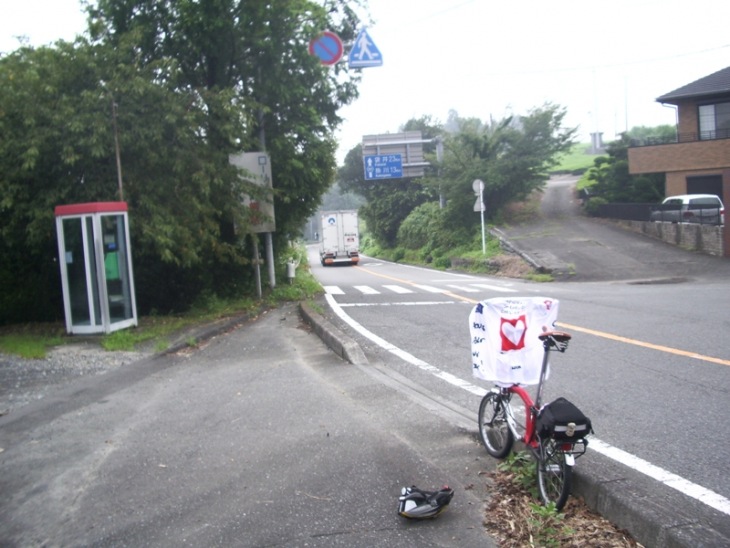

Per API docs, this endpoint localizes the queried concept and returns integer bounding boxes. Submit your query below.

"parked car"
[650,194,724,225]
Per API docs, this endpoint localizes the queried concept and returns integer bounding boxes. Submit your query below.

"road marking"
[354,285,380,295]
[325,293,730,517]
[558,322,730,367]
[325,294,485,396]
[412,284,444,293]
[323,285,344,295]
[355,265,729,367]
[339,301,456,308]
[589,439,730,516]
[383,284,414,294]
[355,266,510,304]
[446,284,480,293]
[470,283,517,293]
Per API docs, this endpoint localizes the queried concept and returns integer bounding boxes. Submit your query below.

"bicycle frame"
[477,329,584,511]
[498,333,553,449]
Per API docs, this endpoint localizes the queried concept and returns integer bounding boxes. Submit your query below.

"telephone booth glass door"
[55,202,138,334]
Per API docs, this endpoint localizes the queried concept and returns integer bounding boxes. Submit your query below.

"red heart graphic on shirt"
[500,316,526,351]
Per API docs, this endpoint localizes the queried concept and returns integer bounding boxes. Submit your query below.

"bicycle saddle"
[538,330,572,343]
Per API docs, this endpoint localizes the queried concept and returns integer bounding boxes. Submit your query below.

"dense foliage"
[583,132,664,205]
[339,105,576,256]
[0,1,364,324]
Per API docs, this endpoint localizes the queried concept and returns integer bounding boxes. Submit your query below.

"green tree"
[0,1,365,323]
[439,104,576,232]
[89,0,363,241]
[585,134,663,203]
[0,39,251,320]
[338,141,436,248]
[338,117,442,248]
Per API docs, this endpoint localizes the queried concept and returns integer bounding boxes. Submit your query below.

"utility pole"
[111,98,124,201]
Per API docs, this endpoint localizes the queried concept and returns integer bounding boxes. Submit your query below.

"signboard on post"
[363,154,403,180]
[361,131,430,179]
[229,152,276,233]
[308,31,344,66]
[348,28,383,68]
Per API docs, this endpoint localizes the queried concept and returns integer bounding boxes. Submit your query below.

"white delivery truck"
[319,210,360,266]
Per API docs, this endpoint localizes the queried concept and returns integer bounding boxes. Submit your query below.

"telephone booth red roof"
[55,202,128,217]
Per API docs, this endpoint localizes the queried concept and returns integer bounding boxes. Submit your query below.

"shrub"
[584,196,608,217]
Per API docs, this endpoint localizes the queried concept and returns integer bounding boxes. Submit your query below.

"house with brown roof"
[628,65,730,256]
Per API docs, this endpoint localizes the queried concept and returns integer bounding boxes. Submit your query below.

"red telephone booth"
[54,202,138,334]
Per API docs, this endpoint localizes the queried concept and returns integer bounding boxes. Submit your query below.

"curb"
[489,227,548,272]
[298,301,368,366]
[295,300,730,548]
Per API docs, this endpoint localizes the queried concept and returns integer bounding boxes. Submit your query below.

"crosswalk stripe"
[470,283,517,293]
[383,284,414,294]
[323,285,344,295]
[326,283,517,296]
[411,284,444,293]
[354,285,380,295]
[446,284,479,293]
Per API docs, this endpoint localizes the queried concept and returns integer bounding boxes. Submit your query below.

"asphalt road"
[310,177,730,547]
[496,174,730,281]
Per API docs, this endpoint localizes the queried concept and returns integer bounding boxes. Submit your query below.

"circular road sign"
[309,31,344,66]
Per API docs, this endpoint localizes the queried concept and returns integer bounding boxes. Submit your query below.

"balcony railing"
[630,128,730,147]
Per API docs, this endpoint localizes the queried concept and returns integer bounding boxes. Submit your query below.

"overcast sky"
[3,0,729,163]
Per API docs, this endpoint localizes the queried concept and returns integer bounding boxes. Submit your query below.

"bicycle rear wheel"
[536,439,573,511]
[478,392,514,458]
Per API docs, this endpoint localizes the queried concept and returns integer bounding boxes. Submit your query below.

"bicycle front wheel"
[478,392,514,458]
[536,439,573,511]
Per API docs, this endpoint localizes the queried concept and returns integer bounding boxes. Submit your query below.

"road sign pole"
[481,190,486,255]
[473,179,486,254]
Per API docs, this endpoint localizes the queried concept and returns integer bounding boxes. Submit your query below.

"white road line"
[446,284,480,293]
[324,293,730,517]
[412,284,445,293]
[323,285,344,295]
[470,283,517,293]
[339,301,457,307]
[354,285,380,295]
[589,439,730,516]
[383,284,414,294]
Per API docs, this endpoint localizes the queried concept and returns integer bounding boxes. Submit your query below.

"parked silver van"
[650,194,724,225]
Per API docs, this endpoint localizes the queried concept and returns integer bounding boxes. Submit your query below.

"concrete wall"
[613,220,724,256]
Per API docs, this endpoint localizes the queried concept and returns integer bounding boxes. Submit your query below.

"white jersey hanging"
[469,297,559,385]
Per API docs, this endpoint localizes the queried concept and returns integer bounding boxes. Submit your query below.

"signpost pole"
[473,179,486,255]
[481,192,486,255]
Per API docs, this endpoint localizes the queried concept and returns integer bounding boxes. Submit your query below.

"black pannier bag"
[536,397,593,441]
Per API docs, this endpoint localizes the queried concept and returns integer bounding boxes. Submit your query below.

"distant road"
[496,175,730,281]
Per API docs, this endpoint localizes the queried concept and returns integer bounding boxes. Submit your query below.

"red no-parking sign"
[308,31,343,66]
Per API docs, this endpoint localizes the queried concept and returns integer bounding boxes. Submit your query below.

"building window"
[699,102,730,139]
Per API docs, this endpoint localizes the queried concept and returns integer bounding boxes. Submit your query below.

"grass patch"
[0,332,65,359]
[0,264,325,358]
[551,143,602,174]
[484,451,640,547]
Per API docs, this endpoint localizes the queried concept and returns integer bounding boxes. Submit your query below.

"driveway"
[496,175,730,282]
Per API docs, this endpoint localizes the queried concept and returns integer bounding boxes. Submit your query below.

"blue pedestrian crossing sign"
[348,29,383,68]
